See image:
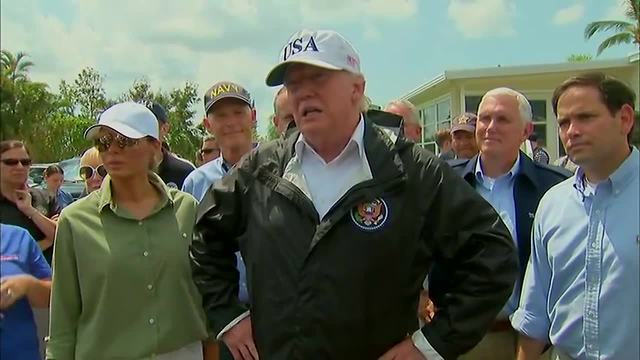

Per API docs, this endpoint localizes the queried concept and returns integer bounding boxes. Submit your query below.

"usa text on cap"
[265,29,361,87]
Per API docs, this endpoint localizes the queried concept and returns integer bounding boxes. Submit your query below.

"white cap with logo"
[84,102,160,140]
[265,29,361,87]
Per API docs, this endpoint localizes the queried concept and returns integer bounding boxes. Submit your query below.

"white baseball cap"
[84,102,160,140]
[265,29,361,87]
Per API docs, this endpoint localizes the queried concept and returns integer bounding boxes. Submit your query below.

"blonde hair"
[80,147,101,167]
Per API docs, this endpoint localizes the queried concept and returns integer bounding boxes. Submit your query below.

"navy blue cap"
[139,100,169,123]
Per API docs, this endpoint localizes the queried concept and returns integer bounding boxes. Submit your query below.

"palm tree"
[584,0,640,55]
[1,50,34,83]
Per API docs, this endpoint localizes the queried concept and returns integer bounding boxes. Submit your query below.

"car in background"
[58,157,85,200]
[28,163,53,187]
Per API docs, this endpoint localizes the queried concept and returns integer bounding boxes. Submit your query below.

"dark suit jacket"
[430,152,570,309]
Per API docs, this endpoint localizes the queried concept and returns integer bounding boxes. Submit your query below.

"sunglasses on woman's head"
[79,165,107,180]
[94,133,140,152]
[1,158,32,166]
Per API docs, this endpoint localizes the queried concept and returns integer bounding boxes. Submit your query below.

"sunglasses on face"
[200,148,220,155]
[94,133,140,152]
[79,165,107,180]
[1,158,32,166]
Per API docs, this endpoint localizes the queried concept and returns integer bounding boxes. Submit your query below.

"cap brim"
[451,124,475,134]
[84,123,150,140]
[265,59,342,87]
[205,95,253,114]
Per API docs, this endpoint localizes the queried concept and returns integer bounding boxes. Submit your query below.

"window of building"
[419,98,451,153]
[464,96,482,114]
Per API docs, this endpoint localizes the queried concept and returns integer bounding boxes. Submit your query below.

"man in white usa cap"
[191,29,517,360]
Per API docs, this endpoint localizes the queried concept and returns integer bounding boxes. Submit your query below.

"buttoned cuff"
[216,310,250,340]
[411,330,444,360]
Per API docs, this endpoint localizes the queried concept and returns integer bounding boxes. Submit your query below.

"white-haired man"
[191,30,518,360]
[433,87,570,359]
[272,87,295,135]
[385,99,422,142]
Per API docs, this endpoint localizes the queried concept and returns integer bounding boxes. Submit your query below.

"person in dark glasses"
[199,135,220,166]
[47,102,208,360]
[0,140,59,265]
[78,147,106,195]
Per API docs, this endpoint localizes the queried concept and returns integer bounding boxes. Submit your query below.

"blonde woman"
[47,102,208,360]
[78,147,106,195]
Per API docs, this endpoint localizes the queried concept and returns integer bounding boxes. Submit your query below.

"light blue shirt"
[56,189,74,210]
[181,155,248,304]
[475,154,520,316]
[182,156,229,203]
[511,147,640,360]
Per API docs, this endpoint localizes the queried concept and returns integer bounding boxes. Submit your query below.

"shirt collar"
[98,171,174,213]
[475,153,521,183]
[573,146,639,197]
[294,115,367,164]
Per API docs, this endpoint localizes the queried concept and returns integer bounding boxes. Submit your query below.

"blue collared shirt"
[56,189,74,209]
[182,156,230,203]
[181,155,249,304]
[511,147,640,360]
[475,155,520,316]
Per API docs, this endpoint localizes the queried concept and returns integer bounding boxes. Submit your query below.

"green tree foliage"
[0,49,205,163]
[585,0,640,55]
[567,53,593,63]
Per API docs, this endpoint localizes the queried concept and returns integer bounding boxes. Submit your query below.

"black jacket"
[445,153,570,279]
[157,148,195,189]
[191,114,518,359]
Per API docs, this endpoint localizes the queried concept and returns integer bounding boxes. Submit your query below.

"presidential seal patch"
[350,198,389,231]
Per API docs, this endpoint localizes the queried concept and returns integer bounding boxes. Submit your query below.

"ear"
[523,121,534,142]
[203,117,213,133]
[619,103,635,139]
[251,108,257,126]
[352,75,366,103]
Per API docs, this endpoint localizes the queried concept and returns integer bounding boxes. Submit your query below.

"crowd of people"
[1,29,638,360]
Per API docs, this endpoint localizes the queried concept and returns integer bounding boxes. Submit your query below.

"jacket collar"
[280,112,407,182]
[461,151,540,189]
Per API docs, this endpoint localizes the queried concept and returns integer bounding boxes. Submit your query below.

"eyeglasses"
[200,148,220,155]
[94,133,140,152]
[1,158,32,166]
[79,165,107,180]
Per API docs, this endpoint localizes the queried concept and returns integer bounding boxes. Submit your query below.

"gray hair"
[385,99,419,125]
[480,87,533,122]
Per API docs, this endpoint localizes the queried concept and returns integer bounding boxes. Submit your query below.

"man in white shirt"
[191,29,517,360]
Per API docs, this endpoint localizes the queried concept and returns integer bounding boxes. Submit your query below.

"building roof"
[401,52,640,101]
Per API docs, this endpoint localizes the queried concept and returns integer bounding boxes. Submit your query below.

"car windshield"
[58,157,82,182]
[28,167,47,185]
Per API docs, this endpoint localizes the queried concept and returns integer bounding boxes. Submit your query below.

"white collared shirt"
[283,116,373,218]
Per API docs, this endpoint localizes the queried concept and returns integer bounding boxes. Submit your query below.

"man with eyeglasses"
[199,135,220,166]
[182,81,256,360]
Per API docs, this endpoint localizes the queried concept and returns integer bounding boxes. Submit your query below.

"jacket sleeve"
[420,156,518,359]
[190,162,251,336]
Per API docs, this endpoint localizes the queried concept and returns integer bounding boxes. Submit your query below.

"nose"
[485,117,499,132]
[566,120,580,138]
